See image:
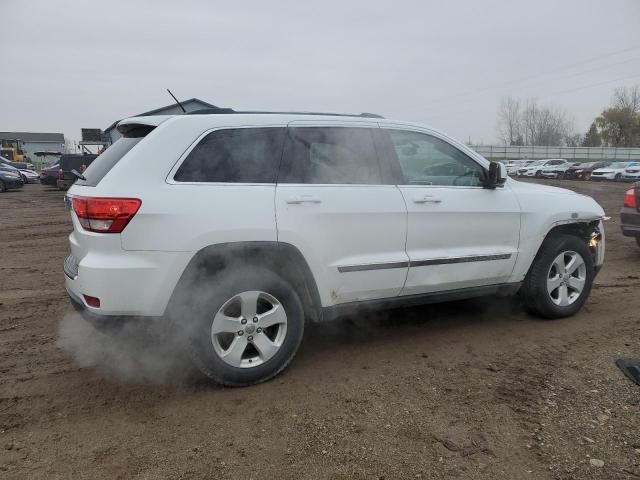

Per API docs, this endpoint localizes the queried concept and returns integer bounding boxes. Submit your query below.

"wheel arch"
[166,241,323,322]
[529,218,602,273]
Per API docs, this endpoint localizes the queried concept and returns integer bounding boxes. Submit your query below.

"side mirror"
[484,161,507,189]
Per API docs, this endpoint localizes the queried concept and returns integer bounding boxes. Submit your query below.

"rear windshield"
[75,137,143,186]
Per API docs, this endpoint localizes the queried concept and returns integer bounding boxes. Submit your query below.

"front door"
[381,127,521,295]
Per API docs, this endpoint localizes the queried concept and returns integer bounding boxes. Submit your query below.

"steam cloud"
[57,313,198,385]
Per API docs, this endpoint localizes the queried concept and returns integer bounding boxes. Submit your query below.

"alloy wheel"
[211,290,288,368]
[546,251,587,306]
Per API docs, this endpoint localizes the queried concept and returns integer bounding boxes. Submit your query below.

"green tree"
[595,107,640,147]
[581,122,601,147]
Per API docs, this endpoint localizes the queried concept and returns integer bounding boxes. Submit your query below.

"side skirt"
[320,282,522,322]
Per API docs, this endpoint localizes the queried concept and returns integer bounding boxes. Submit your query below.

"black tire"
[535,170,542,178]
[615,173,622,181]
[521,234,594,319]
[183,266,305,387]
[636,237,640,249]
[0,180,5,193]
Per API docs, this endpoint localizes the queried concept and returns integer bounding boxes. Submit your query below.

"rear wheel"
[184,267,305,387]
[522,234,594,319]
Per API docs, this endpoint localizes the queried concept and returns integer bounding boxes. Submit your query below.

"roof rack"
[187,108,384,119]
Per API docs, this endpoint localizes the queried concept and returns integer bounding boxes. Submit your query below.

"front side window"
[279,127,382,184]
[388,130,484,186]
[175,127,285,183]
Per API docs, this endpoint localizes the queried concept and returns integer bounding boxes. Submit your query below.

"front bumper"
[2,177,24,189]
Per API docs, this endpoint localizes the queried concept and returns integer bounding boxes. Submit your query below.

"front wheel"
[535,170,542,178]
[184,267,305,387]
[521,234,594,319]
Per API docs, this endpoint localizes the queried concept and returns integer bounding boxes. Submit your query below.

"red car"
[39,163,60,186]
[621,183,640,248]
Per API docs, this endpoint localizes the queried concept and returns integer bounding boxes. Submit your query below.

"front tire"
[535,170,542,178]
[184,267,305,387]
[521,234,594,319]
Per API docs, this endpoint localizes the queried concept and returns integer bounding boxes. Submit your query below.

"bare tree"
[515,97,574,146]
[497,96,521,145]
[613,85,640,113]
[521,98,539,145]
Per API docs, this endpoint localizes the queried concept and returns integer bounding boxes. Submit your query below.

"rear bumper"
[66,285,165,334]
[63,244,192,317]
[57,179,73,190]
[621,207,640,237]
[40,176,56,185]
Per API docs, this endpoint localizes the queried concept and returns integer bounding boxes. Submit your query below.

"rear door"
[275,122,408,306]
[380,127,521,295]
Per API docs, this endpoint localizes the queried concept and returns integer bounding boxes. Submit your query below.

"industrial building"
[0,131,65,165]
[103,98,220,144]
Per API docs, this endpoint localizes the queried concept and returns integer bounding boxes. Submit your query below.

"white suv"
[518,159,568,178]
[64,112,606,386]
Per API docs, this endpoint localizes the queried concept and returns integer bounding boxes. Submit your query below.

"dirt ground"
[1,179,639,480]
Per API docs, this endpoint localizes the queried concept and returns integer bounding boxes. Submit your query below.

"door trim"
[337,253,513,273]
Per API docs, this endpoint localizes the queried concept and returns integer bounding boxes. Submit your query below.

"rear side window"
[280,127,382,184]
[174,128,285,183]
[76,137,144,186]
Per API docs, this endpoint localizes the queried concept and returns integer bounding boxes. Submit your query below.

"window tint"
[280,127,382,184]
[76,137,143,186]
[175,128,285,183]
[388,130,484,186]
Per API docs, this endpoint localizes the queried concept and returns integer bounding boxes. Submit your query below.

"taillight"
[71,196,141,233]
[624,188,637,209]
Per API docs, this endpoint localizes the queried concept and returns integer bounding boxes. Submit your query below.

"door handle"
[286,196,322,204]
[413,195,442,204]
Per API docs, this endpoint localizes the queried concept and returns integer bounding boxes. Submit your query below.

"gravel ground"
[1,180,639,479]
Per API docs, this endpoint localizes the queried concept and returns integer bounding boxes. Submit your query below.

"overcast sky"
[1,0,639,145]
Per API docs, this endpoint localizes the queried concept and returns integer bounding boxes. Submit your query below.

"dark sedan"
[621,182,640,248]
[0,164,24,192]
[564,162,609,180]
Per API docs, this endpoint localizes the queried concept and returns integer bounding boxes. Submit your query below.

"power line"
[417,45,640,109]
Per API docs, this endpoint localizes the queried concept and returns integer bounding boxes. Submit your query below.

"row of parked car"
[504,159,640,181]
[0,153,98,192]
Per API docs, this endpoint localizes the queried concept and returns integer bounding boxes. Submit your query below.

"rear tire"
[182,266,305,387]
[521,234,594,319]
